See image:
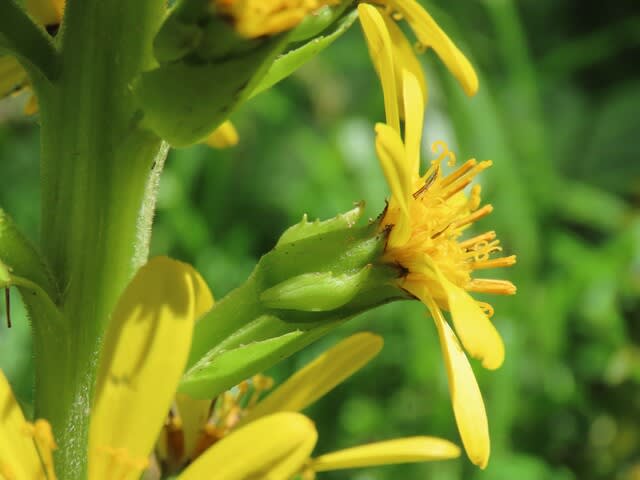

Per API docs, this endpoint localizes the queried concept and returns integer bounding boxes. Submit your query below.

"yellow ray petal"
[204,120,239,149]
[388,0,478,96]
[375,122,412,243]
[89,257,214,480]
[401,69,424,176]
[381,13,428,113]
[311,436,460,472]
[242,333,383,424]
[440,275,504,370]
[0,370,43,479]
[179,412,317,480]
[358,4,400,133]
[429,301,490,469]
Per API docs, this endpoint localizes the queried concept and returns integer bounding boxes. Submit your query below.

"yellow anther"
[467,279,517,295]
[252,374,275,391]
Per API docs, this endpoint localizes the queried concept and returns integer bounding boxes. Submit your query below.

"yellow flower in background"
[0,0,63,112]
[359,4,516,468]
[214,0,340,38]
[156,332,461,478]
[204,120,240,149]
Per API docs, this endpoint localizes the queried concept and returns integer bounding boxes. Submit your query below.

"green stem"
[32,0,166,477]
[0,0,58,80]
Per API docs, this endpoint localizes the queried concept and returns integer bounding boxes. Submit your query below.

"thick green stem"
[32,0,165,477]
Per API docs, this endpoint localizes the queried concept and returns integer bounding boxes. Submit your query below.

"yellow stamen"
[467,279,517,295]
[459,231,496,249]
[453,204,494,229]
[470,255,517,270]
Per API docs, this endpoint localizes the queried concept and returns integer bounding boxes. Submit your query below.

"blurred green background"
[1,1,639,478]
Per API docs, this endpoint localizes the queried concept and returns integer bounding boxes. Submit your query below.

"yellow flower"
[359,4,516,468]
[156,332,461,478]
[214,0,340,38]
[0,0,63,112]
[1,257,319,480]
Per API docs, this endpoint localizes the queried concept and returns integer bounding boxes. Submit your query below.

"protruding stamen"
[453,204,493,229]
[439,160,492,199]
[459,231,496,249]
[471,255,517,270]
[441,178,472,200]
[463,240,503,262]
[439,159,477,188]
[467,279,517,295]
[247,374,275,408]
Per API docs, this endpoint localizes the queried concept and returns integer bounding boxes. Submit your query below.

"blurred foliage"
[1,0,639,479]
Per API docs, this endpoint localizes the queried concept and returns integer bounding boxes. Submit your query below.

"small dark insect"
[413,165,439,199]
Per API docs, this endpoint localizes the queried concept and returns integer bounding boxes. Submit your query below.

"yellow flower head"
[157,332,461,478]
[359,4,516,469]
[0,257,322,480]
[214,0,340,38]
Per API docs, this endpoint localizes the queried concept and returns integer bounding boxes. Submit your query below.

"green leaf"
[135,37,285,146]
[249,9,358,99]
[0,208,56,299]
[260,265,372,312]
[276,203,363,247]
[180,331,305,398]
